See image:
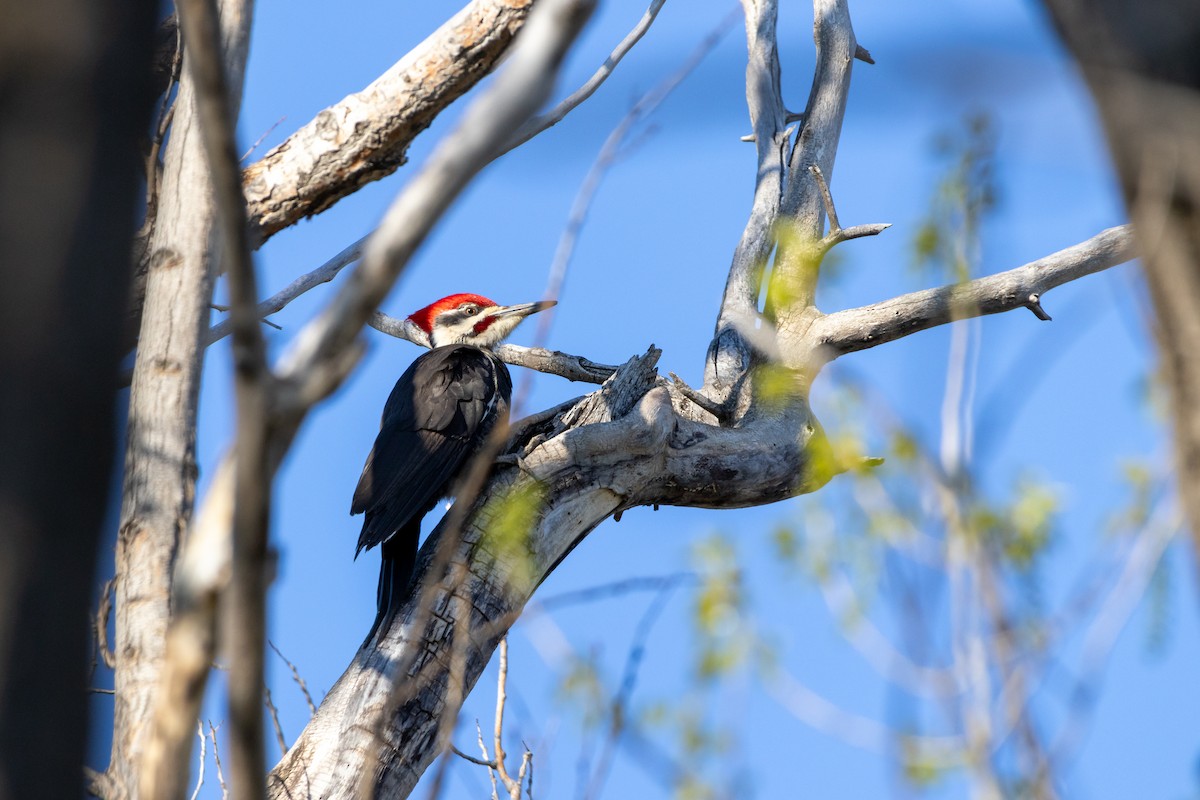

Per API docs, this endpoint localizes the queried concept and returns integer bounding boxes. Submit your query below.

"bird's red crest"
[407,293,497,333]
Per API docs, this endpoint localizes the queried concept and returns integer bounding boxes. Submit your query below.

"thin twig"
[264,687,287,756]
[493,637,516,794]
[241,115,286,162]
[513,4,739,410]
[479,720,501,800]
[268,640,316,715]
[207,234,368,346]
[501,0,670,154]
[529,573,697,613]
[208,722,228,800]
[808,164,891,253]
[452,745,496,769]
[189,722,207,800]
[518,749,533,799]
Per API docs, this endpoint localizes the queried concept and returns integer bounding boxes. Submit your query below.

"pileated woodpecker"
[352,293,554,644]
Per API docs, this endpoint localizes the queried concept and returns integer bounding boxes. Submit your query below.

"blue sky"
[93,0,1200,797]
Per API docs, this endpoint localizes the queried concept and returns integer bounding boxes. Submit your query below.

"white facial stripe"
[428,308,528,348]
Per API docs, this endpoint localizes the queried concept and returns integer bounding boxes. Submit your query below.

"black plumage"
[352,344,512,645]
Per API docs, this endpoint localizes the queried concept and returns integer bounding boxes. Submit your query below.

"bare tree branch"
[208,722,228,799]
[810,225,1136,360]
[768,0,864,319]
[501,0,670,154]
[241,0,538,246]
[269,640,317,716]
[704,0,788,408]
[173,0,273,793]
[206,234,368,345]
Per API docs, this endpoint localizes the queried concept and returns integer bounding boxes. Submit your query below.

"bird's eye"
[461,304,478,315]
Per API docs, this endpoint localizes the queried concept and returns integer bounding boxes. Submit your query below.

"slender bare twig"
[206,234,368,346]
[189,722,207,800]
[479,720,501,799]
[501,0,670,154]
[452,744,497,769]
[808,164,891,253]
[530,573,697,613]
[241,115,286,162]
[264,687,287,756]
[512,5,737,408]
[268,640,316,716]
[208,722,228,800]
[519,750,533,800]
[493,637,517,795]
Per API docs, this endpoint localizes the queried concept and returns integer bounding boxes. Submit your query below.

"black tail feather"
[362,520,418,648]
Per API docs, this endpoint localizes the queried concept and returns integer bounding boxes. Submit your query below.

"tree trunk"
[0,0,157,797]
[1041,0,1200,554]
[108,2,255,796]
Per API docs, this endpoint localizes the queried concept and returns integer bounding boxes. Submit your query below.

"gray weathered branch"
[809,225,1135,359]
[705,0,788,408]
[769,0,861,321]
[269,341,831,797]
[206,234,368,345]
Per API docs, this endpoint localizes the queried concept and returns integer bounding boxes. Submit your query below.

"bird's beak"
[492,300,557,319]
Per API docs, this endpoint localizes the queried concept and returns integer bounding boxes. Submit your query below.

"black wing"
[351,345,509,555]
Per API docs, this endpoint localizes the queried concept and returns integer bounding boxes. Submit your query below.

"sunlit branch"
[812,225,1135,360]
